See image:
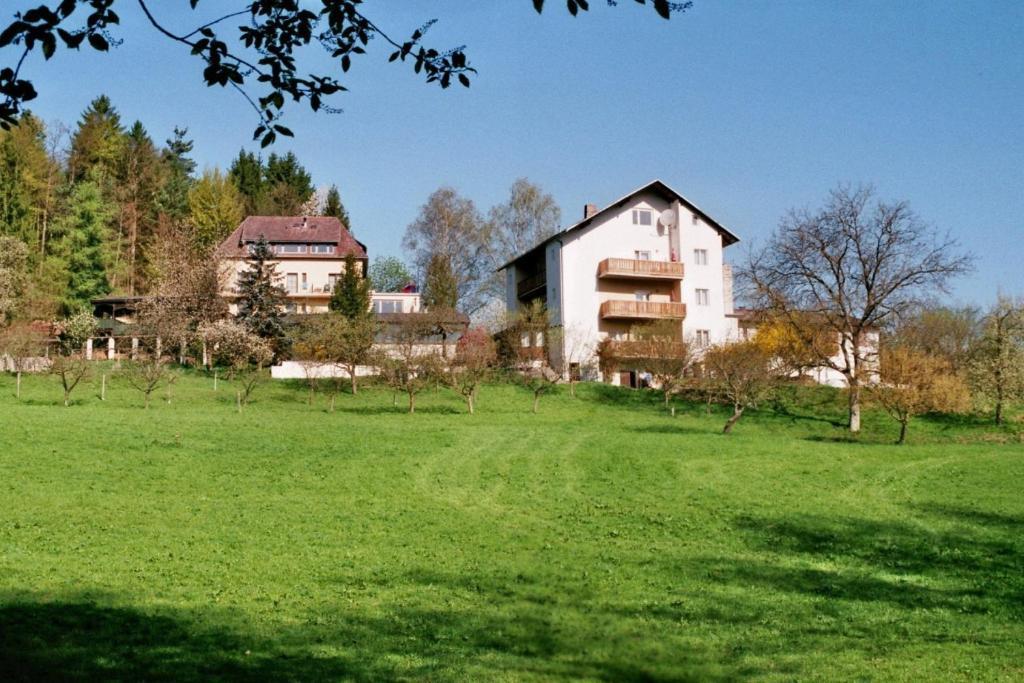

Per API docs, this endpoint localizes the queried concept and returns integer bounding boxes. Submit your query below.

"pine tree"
[422,252,458,310]
[323,185,351,230]
[236,235,288,354]
[57,179,114,314]
[260,152,313,215]
[156,127,196,219]
[330,252,371,320]
[116,121,164,294]
[228,149,265,215]
[68,95,125,184]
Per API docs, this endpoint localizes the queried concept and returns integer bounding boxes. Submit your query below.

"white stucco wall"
[556,190,738,368]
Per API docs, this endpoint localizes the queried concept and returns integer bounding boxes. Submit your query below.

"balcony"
[516,272,547,299]
[597,258,683,280]
[599,299,687,320]
[605,339,687,360]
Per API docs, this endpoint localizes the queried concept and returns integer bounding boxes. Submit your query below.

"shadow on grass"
[727,512,1024,613]
[0,596,356,682]
[910,502,1024,531]
[0,589,740,682]
[627,423,715,437]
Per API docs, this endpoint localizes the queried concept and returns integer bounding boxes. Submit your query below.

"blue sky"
[7,1,1023,303]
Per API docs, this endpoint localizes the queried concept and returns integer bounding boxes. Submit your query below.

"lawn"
[1,369,1022,681]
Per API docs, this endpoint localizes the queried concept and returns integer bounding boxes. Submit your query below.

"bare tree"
[703,340,779,435]
[200,320,273,412]
[897,304,982,375]
[870,345,970,444]
[969,296,1024,425]
[483,178,561,299]
[122,357,168,409]
[402,188,488,315]
[451,327,497,414]
[742,185,972,433]
[50,355,91,407]
[376,313,445,414]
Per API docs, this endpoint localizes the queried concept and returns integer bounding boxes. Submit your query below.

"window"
[692,214,699,226]
[286,273,298,293]
[311,244,335,254]
[634,250,651,261]
[277,244,307,254]
[631,209,652,226]
[694,249,708,265]
[301,273,308,290]
[374,299,403,314]
[695,330,710,347]
[696,288,710,306]
[635,290,651,302]
[327,274,339,292]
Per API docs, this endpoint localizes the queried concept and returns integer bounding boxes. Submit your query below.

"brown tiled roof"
[216,216,367,259]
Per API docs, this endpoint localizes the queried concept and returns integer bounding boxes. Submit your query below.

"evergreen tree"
[259,152,313,215]
[236,235,288,354]
[330,252,371,320]
[116,121,164,294]
[323,185,351,229]
[0,112,53,248]
[68,95,125,184]
[228,149,265,215]
[56,179,114,313]
[156,126,196,219]
[189,168,245,253]
[422,252,458,310]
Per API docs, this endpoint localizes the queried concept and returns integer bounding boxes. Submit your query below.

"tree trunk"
[995,391,1004,426]
[408,392,416,414]
[898,419,908,445]
[144,392,151,409]
[723,405,744,434]
[213,369,218,391]
[330,393,337,413]
[466,394,474,415]
[15,371,21,399]
[847,376,862,433]
[570,380,576,398]
[533,392,540,414]
[350,369,357,396]
[236,390,242,413]
[63,389,70,407]
[100,374,106,401]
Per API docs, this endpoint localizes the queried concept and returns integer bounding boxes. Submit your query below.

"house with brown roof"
[216,215,418,315]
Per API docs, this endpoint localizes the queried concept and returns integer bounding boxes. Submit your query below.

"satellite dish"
[659,209,677,227]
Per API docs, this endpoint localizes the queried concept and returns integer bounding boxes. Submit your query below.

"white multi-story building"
[499,180,742,385]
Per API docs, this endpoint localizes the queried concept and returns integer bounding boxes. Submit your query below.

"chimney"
[584,203,598,219]
[302,216,308,229]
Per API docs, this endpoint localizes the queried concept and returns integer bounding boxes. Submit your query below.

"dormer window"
[311,244,335,254]
[278,244,307,254]
[632,209,652,226]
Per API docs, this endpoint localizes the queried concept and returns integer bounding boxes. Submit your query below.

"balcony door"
[286,273,298,293]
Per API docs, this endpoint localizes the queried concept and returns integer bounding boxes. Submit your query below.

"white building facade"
[499,180,742,385]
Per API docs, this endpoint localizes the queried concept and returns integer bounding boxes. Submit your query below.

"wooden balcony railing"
[599,300,687,320]
[597,258,683,280]
[516,272,547,298]
[605,339,688,359]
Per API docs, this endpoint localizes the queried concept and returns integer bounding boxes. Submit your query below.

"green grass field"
[1,369,1022,681]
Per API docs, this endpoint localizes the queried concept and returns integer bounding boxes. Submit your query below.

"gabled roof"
[216,216,367,259]
[498,179,740,271]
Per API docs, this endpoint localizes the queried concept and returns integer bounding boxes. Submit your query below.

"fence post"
[107,337,115,360]
[85,338,93,360]
[131,338,139,360]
